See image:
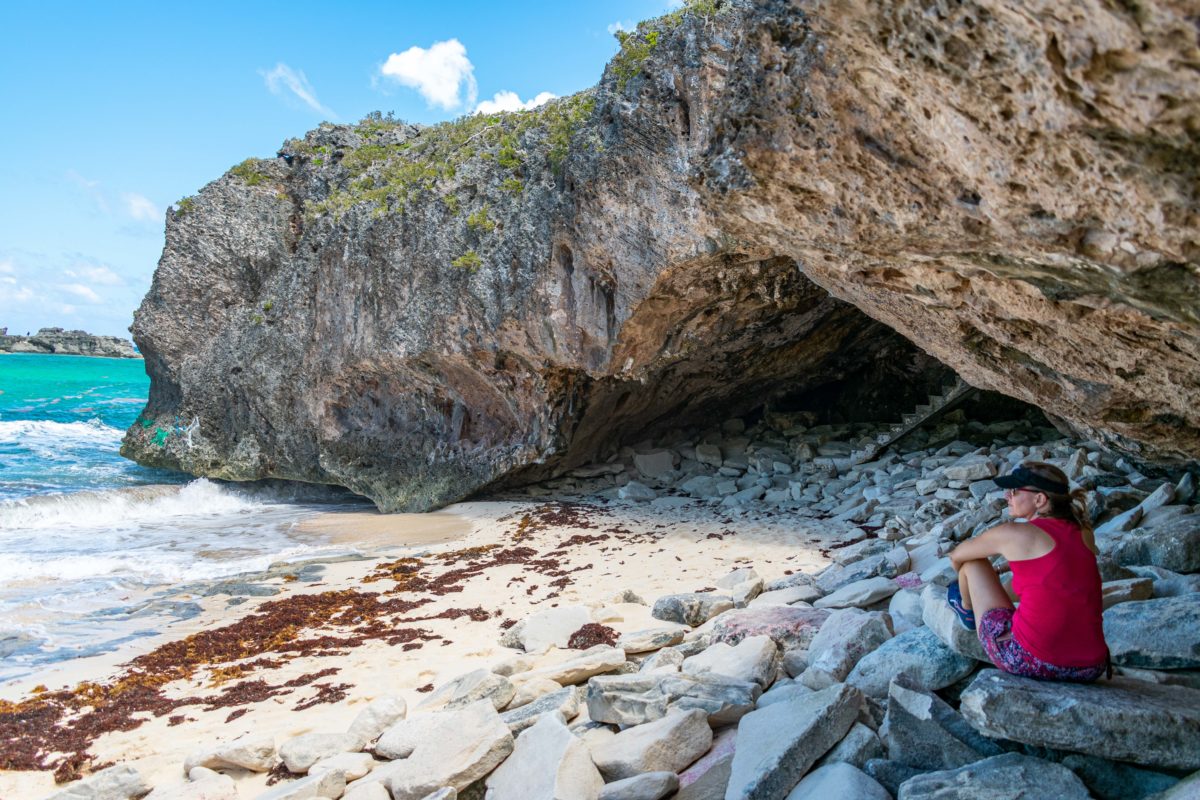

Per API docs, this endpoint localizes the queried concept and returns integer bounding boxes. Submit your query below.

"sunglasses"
[1004,487,1042,499]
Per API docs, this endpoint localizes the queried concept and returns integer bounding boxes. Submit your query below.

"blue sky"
[0,1,675,338]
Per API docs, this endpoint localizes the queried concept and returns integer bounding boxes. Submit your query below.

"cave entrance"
[546,253,1051,474]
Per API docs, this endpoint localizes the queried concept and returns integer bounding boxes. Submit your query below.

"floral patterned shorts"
[978,608,1106,683]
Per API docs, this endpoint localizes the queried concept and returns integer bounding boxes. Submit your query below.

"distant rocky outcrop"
[0,327,140,359]
[124,0,1199,510]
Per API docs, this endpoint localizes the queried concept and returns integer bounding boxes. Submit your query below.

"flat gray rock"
[1110,515,1200,573]
[375,700,515,800]
[587,671,760,727]
[1104,594,1200,669]
[589,708,713,781]
[846,627,976,698]
[652,593,734,627]
[45,765,150,800]
[897,753,1090,799]
[279,732,360,773]
[880,675,1002,771]
[959,669,1200,771]
[785,762,890,800]
[813,576,898,609]
[485,713,603,800]
[617,626,686,653]
[681,635,779,688]
[800,608,892,689]
[597,771,679,800]
[500,686,580,733]
[184,733,276,773]
[725,683,862,800]
[709,606,830,652]
[416,668,515,712]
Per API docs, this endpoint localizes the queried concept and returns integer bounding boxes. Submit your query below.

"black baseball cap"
[994,465,1069,495]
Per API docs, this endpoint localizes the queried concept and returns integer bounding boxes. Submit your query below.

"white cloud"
[475,90,556,115]
[123,192,159,222]
[61,283,102,303]
[60,304,77,315]
[262,63,337,118]
[380,39,477,110]
[0,259,13,274]
[607,21,632,35]
[67,263,124,285]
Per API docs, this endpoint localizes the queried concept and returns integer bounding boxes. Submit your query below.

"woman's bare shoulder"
[986,520,1055,559]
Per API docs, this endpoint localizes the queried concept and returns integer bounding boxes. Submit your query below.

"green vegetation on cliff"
[304,90,598,221]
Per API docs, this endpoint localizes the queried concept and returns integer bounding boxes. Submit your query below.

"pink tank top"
[1009,517,1108,667]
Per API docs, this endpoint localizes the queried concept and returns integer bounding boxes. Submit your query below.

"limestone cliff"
[1,328,140,359]
[123,0,1200,510]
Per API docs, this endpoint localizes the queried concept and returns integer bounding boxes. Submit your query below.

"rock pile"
[48,415,1200,800]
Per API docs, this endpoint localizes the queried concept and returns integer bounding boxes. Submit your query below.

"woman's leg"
[958,558,1014,620]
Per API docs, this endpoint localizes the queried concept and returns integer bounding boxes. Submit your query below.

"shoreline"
[0,497,834,798]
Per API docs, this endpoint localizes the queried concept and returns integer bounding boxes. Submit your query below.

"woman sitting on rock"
[947,461,1110,682]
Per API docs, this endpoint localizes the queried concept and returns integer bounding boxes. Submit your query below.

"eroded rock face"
[124,0,1200,509]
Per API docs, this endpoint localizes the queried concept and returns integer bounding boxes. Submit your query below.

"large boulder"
[1104,594,1200,669]
[959,670,1200,771]
[501,606,591,652]
[1108,515,1200,573]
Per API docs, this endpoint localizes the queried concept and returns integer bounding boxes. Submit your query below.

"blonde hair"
[1021,461,1093,536]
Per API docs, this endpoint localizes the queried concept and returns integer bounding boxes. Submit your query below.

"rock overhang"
[123,0,1200,509]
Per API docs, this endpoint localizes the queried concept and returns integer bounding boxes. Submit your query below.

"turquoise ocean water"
[0,354,366,683]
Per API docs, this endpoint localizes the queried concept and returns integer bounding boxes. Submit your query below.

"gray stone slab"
[590,708,713,782]
[709,606,829,652]
[960,669,1200,771]
[1104,594,1200,669]
[725,683,862,800]
[500,686,580,734]
[880,675,1002,771]
[896,753,1091,799]
[846,627,976,699]
[1111,515,1200,573]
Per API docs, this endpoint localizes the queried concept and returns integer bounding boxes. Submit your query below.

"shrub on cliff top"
[230,158,271,186]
